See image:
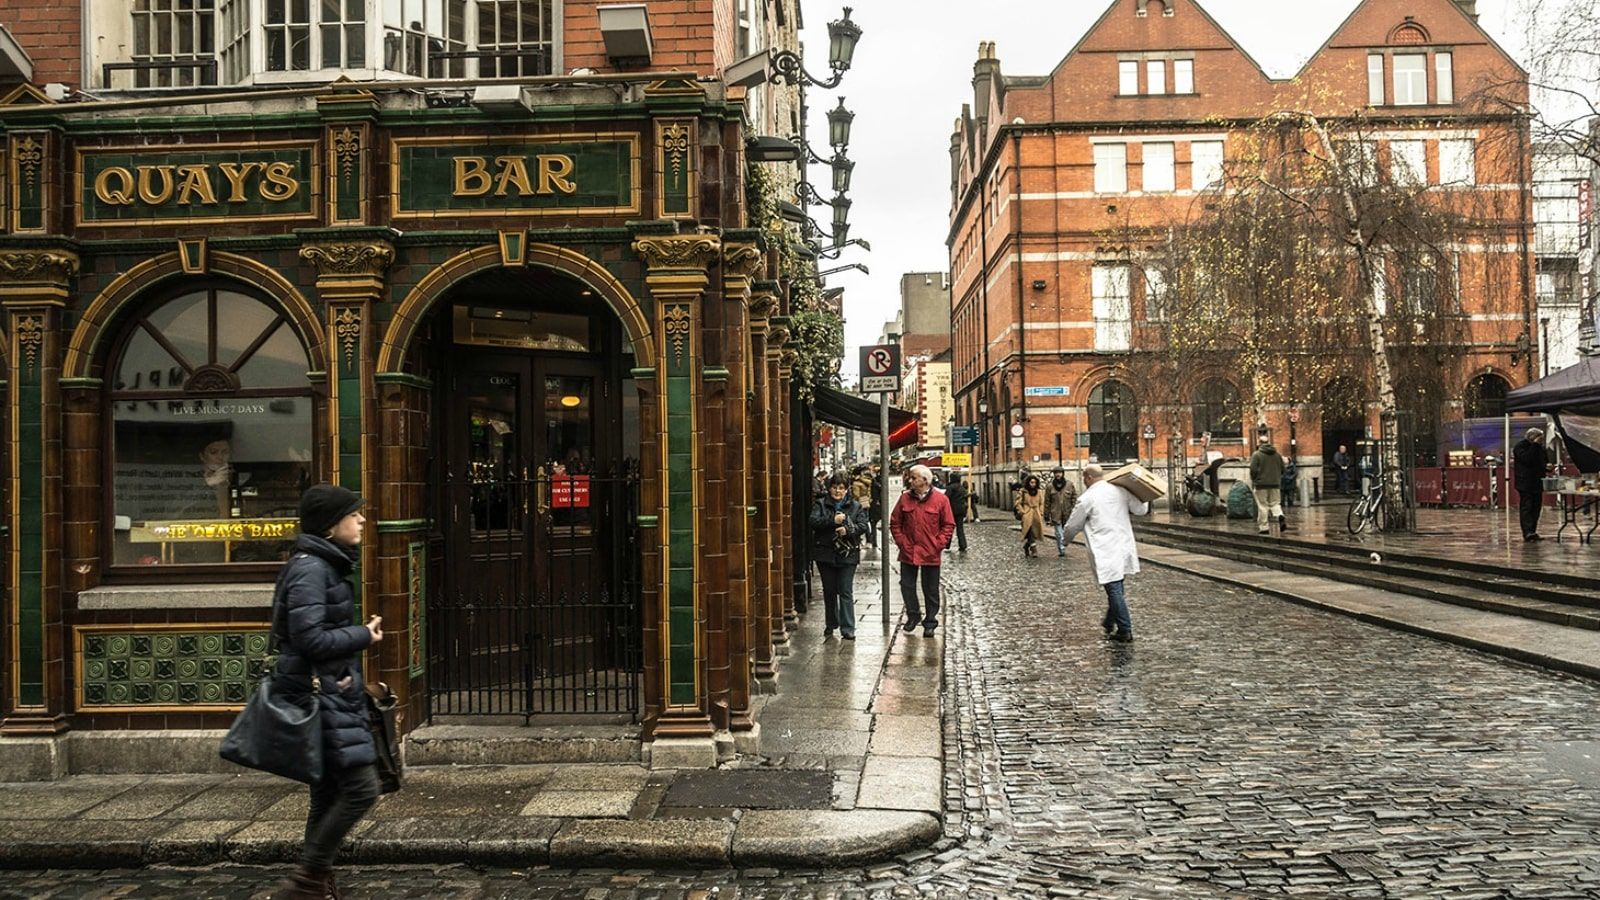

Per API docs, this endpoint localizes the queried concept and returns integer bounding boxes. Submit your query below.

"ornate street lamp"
[830,194,851,232]
[831,153,854,193]
[826,97,854,150]
[772,7,862,89]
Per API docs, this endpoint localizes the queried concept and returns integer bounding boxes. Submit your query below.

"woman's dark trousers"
[302,763,380,869]
[817,562,859,636]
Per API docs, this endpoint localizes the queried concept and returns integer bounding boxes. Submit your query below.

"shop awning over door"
[811,385,921,449]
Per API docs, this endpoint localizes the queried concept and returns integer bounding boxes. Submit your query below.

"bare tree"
[1496,0,1598,165]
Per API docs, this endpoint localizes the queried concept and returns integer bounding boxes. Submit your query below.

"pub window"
[129,0,217,88]
[264,0,312,71]
[471,0,556,77]
[108,287,315,569]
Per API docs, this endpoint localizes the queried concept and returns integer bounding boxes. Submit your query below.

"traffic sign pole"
[880,390,891,626]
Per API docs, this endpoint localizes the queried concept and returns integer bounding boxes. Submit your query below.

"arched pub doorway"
[421,266,643,721]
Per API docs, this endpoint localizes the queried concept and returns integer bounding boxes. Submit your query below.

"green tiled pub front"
[0,78,800,767]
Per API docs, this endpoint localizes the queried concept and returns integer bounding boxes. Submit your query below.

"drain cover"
[660,770,834,810]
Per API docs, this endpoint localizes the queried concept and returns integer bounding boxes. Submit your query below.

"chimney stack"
[1454,0,1478,21]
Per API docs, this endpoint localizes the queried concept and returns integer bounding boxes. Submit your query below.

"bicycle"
[1347,476,1387,534]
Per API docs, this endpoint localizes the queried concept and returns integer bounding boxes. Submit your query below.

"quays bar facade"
[0,39,815,768]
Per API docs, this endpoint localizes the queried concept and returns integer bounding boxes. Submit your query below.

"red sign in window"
[551,475,591,508]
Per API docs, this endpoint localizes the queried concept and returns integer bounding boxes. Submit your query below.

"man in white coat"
[1062,464,1150,643]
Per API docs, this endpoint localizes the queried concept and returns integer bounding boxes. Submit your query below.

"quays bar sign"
[390,134,641,218]
[77,142,317,225]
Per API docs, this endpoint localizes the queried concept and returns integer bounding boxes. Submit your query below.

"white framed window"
[1119,60,1139,95]
[1389,140,1427,186]
[1393,54,1427,106]
[1173,58,1193,94]
[1143,267,1168,321]
[129,0,218,87]
[1146,59,1166,95]
[320,0,366,68]
[1191,140,1224,190]
[1093,264,1132,352]
[264,0,312,71]
[1439,138,1475,185]
[1435,51,1454,104]
[1142,142,1175,193]
[471,0,553,77]
[219,0,251,84]
[1094,143,1127,194]
[1367,53,1385,105]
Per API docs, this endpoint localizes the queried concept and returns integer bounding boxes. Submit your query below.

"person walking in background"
[1044,466,1079,558]
[1513,427,1554,542]
[1280,455,1299,511]
[868,464,885,544]
[1333,444,1354,495]
[1249,433,1287,535]
[944,473,970,553]
[273,485,384,899]
[850,465,875,542]
[1015,473,1046,557]
[1063,464,1150,643]
[890,464,955,637]
[810,472,870,639]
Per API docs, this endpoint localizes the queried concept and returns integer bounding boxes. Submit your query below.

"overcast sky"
[794,0,1545,381]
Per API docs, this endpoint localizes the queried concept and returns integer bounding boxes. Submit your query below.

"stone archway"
[377,243,653,373]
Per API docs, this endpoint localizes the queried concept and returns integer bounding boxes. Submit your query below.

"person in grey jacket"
[273,484,383,900]
[1249,435,1287,535]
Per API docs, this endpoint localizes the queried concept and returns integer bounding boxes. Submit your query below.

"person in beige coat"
[1015,473,1047,557]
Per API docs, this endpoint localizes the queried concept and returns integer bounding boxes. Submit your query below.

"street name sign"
[949,425,979,446]
[1024,386,1069,397]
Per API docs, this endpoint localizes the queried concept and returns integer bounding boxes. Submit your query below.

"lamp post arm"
[773,50,846,89]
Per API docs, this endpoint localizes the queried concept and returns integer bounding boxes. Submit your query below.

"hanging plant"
[789,307,844,405]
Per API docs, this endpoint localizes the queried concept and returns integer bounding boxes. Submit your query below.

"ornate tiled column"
[0,247,77,736]
[776,340,799,626]
[720,238,764,744]
[765,317,793,655]
[298,233,396,698]
[748,285,779,691]
[633,232,721,767]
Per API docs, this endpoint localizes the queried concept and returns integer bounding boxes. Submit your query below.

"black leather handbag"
[219,667,324,785]
[365,682,403,794]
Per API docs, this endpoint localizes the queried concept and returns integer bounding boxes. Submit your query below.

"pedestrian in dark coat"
[810,472,871,638]
[272,484,383,900]
[944,474,969,553]
[1513,427,1553,541]
[1044,468,1079,557]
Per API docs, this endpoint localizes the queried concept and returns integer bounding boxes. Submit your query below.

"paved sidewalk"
[1139,542,1600,681]
[0,558,944,870]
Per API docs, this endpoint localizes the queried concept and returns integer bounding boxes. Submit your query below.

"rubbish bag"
[1226,481,1259,520]
[1187,490,1217,517]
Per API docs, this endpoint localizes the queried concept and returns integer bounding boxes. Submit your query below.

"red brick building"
[948,0,1533,503]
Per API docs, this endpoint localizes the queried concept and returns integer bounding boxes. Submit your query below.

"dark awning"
[811,385,920,449]
[1506,357,1600,413]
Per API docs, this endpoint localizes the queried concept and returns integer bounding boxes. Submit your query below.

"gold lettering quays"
[93,161,301,207]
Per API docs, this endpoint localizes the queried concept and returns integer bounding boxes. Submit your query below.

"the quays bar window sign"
[78,142,318,225]
[390,134,642,217]
[111,288,315,567]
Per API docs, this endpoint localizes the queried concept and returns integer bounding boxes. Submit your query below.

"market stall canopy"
[1505,357,1600,413]
[811,385,920,449]
[1506,358,1600,473]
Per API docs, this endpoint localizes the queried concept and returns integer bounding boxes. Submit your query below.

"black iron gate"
[426,466,642,720]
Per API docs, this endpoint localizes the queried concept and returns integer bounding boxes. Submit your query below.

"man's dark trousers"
[952,517,967,552]
[900,563,941,628]
[1518,486,1543,538]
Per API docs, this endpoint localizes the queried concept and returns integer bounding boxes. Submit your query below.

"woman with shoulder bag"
[810,472,870,639]
[272,484,384,899]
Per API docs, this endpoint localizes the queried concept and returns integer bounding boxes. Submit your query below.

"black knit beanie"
[298,484,364,537]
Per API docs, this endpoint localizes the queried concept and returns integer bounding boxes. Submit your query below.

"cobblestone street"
[8,521,1600,899]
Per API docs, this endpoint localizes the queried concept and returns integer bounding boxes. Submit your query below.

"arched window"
[1396,376,1441,467]
[1464,373,1510,419]
[1088,380,1138,462]
[108,286,315,569]
[1190,378,1242,438]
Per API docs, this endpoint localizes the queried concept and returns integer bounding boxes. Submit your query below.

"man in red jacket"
[889,464,956,637]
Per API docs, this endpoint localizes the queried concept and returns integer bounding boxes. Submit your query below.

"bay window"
[104,0,560,88]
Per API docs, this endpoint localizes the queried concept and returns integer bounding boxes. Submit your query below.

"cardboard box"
[1106,463,1167,502]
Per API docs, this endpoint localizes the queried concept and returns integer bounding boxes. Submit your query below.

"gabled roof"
[1037,0,1276,85]
[1289,0,1528,81]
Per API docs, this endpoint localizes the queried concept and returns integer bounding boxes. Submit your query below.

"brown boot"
[273,865,332,900]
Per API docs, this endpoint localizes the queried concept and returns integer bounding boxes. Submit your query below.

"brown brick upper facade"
[948,0,1534,486]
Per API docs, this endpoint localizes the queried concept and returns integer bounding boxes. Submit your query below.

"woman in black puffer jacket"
[273,484,383,900]
[809,472,870,640]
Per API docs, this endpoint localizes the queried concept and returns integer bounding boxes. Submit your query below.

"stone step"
[1138,520,1600,610]
[404,724,642,766]
[1136,532,1600,631]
